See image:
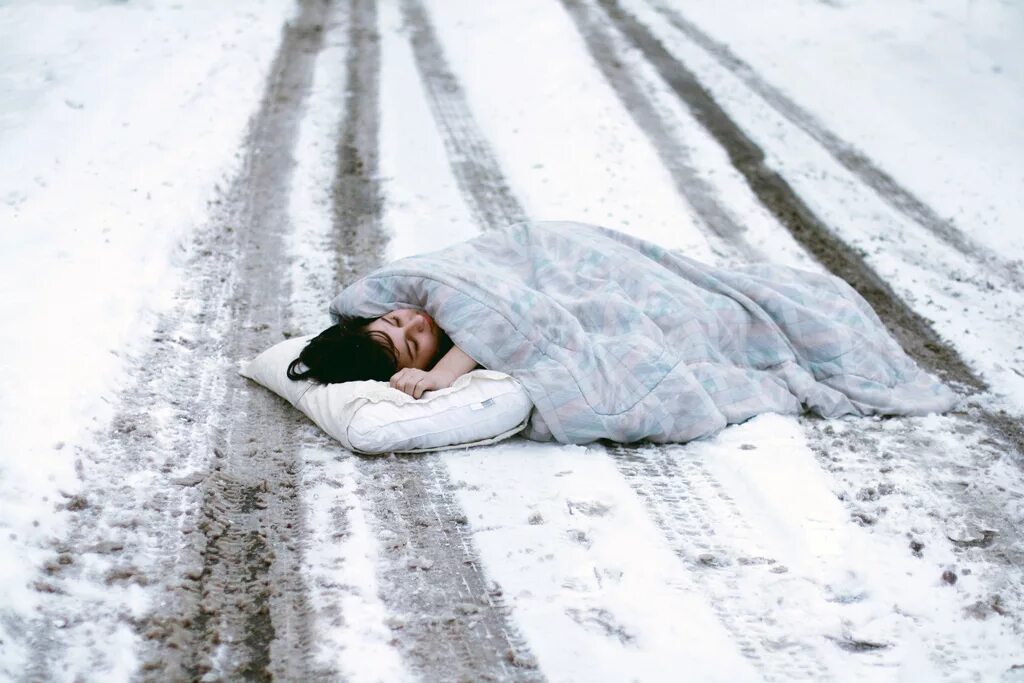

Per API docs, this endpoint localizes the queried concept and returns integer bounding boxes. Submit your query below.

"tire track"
[25,3,331,679]
[609,444,832,681]
[577,0,1024,457]
[800,412,1024,669]
[130,3,332,679]
[569,1,1024,668]
[577,0,975,392]
[360,455,543,680]
[21,281,231,679]
[647,0,1024,292]
[399,0,528,230]
[387,1,1023,676]
[390,3,820,672]
[26,4,337,674]
[558,0,760,261]
[335,0,388,283]
[349,0,1018,676]
[333,2,541,678]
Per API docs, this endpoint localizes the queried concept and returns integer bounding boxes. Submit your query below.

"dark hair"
[287,316,399,384]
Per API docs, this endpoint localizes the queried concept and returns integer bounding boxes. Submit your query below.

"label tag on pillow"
[470,398,495,411]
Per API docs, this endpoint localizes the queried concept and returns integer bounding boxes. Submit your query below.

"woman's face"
[365,309,441,370]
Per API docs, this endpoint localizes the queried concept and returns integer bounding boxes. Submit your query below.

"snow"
[654,0,1024,259]
[444,442,760,682]
[300,448,411,682]
[287,6,351,334]
[378,0,480,260]
[3,0,1024,678]
[286,19,411,677]
[398,0,1024,678]
[698,415,1022,679]
[0,0,295,675]
[416,0,720,261]
[620,0,1024,408]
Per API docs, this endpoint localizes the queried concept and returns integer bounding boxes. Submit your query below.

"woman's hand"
[389,367,456,399]
[389,344,479,399]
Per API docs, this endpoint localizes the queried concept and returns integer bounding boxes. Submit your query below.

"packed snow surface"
[2,0,1023,679]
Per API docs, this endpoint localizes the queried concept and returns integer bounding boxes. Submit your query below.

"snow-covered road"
[2,0,1023,680]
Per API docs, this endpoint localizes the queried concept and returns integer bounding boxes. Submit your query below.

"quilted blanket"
[330,221,957,444]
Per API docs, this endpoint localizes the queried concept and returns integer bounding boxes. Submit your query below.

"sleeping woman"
[286,309,478,399]
[287,221,957,445]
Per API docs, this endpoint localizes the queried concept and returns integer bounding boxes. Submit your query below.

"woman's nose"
[409,313,426,332]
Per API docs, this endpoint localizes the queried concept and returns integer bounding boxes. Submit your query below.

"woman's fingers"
[390,369,414,388]
[414,375,442,399]
[390,368,432,399]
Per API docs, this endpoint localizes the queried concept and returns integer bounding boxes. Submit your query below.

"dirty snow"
[0,0,294,675]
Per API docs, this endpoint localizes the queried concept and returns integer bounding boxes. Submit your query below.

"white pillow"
[240,335,533,454]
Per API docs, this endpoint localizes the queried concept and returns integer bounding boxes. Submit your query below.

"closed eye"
[396,319,413,363]
[385,316,412,365]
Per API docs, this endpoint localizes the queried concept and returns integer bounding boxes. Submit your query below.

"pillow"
[239,335,533,454]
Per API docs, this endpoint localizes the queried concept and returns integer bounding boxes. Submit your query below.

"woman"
[287,309,478,399]
[289,221,956,445]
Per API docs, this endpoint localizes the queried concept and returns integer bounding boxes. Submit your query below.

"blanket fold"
[330,221,957,444]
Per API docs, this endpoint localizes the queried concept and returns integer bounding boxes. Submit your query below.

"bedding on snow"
[241,335,533,454]
[331,221,957,444]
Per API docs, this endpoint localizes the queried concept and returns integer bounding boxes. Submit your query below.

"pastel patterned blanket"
[330,222,957,444]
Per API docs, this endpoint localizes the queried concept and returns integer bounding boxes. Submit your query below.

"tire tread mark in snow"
[569,4,1024,669]
[609,444,830,681]
[558,0,758,260]
[583,0,976,392]
[335,0,388,283]
[799,415,1016,670]
[593,0,1024,458]
[648,0,1024,291]
[136,2,331,679]
[22,285,236,677]
[400,0,528,230]
[359,456,543,681]
[389,4,802,676]
[332,2,541,678]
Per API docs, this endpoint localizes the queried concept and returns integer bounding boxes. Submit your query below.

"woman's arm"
[389,344,479,399]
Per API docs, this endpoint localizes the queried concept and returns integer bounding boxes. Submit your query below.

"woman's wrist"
[430,344,478,384]
[427,367,458,388]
